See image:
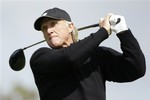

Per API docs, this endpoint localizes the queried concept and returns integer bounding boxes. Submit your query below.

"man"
[30,7,146,100]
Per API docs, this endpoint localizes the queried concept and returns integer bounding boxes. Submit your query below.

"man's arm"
[98,30,146,82]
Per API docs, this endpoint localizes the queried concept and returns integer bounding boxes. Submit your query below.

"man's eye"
[51,22,56,27]
[41,26,47,31]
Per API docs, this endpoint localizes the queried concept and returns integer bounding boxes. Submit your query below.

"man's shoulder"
[35,47,51,52]
[31,47,52,58]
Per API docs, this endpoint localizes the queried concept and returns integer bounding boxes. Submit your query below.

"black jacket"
[30,28,146,100]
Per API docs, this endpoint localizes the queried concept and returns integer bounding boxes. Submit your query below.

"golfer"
[30,7,146,100]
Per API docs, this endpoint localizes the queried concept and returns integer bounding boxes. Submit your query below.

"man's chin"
[48,42,62,49]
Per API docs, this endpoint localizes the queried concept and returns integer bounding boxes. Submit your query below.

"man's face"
[41,18,73,48]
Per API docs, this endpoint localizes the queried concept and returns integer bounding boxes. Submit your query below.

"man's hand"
[109,15,128,34]
[99,13,114,36]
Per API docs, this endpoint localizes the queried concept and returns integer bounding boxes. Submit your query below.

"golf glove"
[109,15,128,34]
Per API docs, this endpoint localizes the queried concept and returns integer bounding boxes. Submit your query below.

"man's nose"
[47,27,54,34]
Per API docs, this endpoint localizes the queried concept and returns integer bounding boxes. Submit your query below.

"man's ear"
[68,23,74,33]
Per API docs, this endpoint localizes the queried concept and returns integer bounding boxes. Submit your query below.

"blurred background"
[1,0,150,100]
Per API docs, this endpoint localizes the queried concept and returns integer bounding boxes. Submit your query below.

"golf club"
[9,23,99,71]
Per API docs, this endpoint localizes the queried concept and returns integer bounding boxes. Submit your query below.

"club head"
[9,49,25,71]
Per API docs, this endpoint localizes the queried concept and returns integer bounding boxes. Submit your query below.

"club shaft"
[78,23,99,31]
[23,40,46,50]
[23,23,99,50]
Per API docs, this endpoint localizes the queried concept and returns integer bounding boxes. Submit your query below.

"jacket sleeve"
[98,29,146,82]
[30,28,108,74]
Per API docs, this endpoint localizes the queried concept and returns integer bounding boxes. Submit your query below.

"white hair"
[65,21,78,42]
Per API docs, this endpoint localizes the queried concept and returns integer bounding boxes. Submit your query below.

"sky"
[1,0,150,100]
